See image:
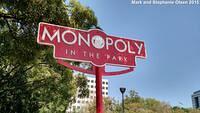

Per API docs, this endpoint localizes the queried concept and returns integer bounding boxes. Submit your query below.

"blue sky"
[78,0,200,107]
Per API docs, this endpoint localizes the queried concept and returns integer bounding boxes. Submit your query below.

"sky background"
[78,0,200,108]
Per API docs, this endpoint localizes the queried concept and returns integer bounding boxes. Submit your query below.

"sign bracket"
[57,59,134,76]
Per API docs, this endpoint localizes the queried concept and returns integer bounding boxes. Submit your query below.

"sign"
[37,22,146,67]
[37,22,147,113]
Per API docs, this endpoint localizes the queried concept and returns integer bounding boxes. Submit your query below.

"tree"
[84,89,200,113]
[82,97,120,113]
[124,90,172,113]
[0,0,98,112]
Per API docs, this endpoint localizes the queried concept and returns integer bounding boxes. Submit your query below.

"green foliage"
[82,97,120,113]
[68,0,98,29]
[76,74,89,98]
[84,90,200,113]
[0,0,97,113]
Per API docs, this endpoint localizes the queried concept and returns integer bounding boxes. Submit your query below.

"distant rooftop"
[193,90,200,94]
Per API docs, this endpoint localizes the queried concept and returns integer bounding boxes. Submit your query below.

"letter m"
[41,26,60,43]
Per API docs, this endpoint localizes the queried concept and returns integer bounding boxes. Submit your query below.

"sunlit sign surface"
[37,22,146,67]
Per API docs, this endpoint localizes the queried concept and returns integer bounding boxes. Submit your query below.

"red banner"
[37,22,146,67]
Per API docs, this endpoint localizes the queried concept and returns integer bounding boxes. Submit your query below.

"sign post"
[95,66,104,113]
[37,22,146,113]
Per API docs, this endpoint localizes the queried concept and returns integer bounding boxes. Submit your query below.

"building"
[192,90,200,109]
[66,76,108,113]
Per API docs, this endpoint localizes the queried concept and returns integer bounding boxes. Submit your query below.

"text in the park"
[37,22,146,67]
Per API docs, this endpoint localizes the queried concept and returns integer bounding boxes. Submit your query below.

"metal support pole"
[120,87,126,113]
[95,66,104,113]
[122,93,124,113]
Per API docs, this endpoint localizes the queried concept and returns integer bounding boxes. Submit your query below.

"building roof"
[193,90,200,94]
